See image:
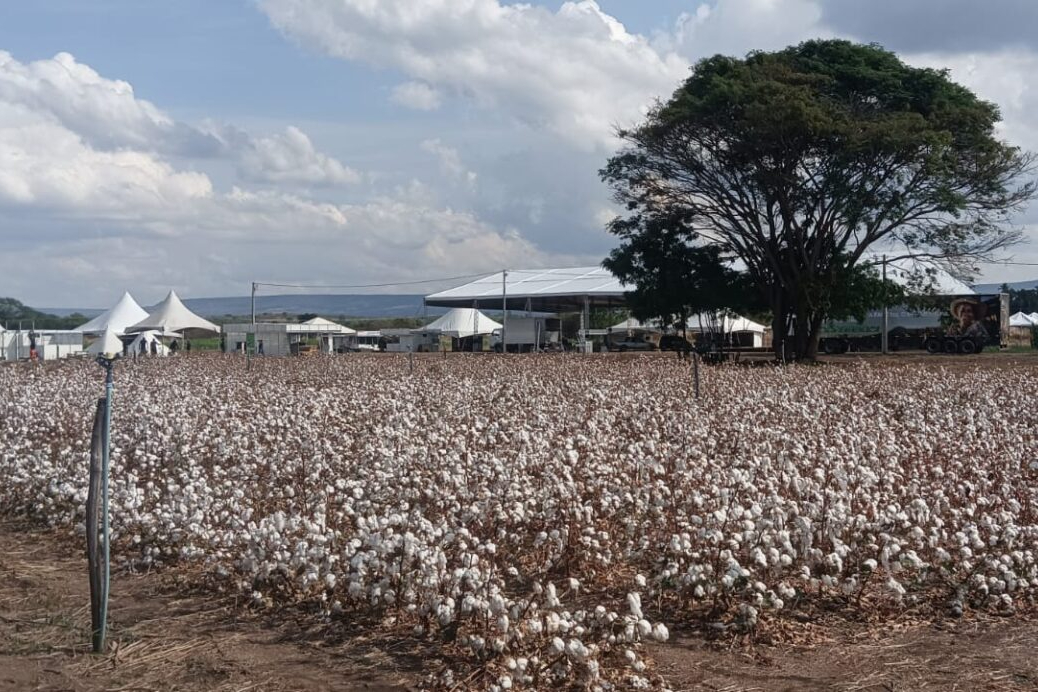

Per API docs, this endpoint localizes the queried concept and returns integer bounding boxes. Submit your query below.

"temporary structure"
[127,330,171,356]
[76,292,149,335]
[610,314,767,334]
[423,308,502,338]
[686,314,767,334]
[1009,311,1038,327]
[301,316,356,334]
[127,290,220,337]
[86,327,124,358]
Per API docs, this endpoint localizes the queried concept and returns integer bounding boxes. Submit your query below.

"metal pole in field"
[881,256,889,354]
[501,269,508,354]
[251,281,257,326]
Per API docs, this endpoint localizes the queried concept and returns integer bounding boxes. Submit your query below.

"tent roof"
[86,327,123,357]
[128,290,221,335]
[1010,311,1037,327]
[76,292,149,335]
[299,316,356,334]
[426,259,974,314]
[425,267,628,312]
[422,308,502,338]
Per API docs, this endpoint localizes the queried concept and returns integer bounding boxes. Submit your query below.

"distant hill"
[974,278,1038,292]
[35,294,433,320]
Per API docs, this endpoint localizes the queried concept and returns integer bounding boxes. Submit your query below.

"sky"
[1,0,1036,307]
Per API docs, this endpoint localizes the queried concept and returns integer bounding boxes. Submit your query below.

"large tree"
[602,39,1035,360]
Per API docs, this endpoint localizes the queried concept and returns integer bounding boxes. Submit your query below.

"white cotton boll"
[624,649,637,664]
[565,638,588,661]
[324,573,337,589]
[863,559,878,572]
[652,623,669,642]
[498,675,512,690]
[637,619,652,637]
[634,574,647,588]
[550,637,565,655]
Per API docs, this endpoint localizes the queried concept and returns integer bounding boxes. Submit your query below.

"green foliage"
[1008,287,1038,314]
[602,39,1035,359]
[603,207,761,328]
[0,297,85,330]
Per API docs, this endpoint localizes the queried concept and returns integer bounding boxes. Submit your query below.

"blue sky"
[0,0,1035,306]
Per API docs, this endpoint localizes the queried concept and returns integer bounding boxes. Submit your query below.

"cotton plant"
[1,356,1037,688]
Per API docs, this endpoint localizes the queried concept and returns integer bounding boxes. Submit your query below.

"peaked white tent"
[76,292,149,335]
[128,290,220,336]
[1031,312,1038,323]
[423,308,502,338]
[86,327,124,357]
[1009,311,1038,327]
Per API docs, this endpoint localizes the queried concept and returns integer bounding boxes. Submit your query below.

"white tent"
[86,327,124,357]
[76,292,149,335]
[127,330,171,356]
[128,290,220,336]
[686,314,767,334]
[1009,311,1038,327]
[300,316,356,334]
[1031,312,1038,323]
[423,308,502,338]
[610,314,767,334]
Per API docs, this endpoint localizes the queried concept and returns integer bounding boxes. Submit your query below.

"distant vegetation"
[0,297,87,330]
[1005,285,1038,314]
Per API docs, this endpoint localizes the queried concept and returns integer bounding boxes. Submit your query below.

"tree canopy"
[602,39,1035,359]
[602,206,759,331]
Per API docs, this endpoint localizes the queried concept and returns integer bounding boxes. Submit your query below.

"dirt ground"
[3,522,1038,692]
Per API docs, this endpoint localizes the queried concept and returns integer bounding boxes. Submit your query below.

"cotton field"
[2,354,1038,689]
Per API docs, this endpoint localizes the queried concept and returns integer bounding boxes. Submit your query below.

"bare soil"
[3,520,1037,692]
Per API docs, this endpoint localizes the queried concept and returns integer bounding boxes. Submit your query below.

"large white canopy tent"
[128,290,220,337]
[76,292,149,335]
[423,308,502,338]
[1009,311,1038,327]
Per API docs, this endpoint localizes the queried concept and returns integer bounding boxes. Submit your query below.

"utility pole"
[881,256,889,354]
[251,282,257,326]
[501,269,508,354]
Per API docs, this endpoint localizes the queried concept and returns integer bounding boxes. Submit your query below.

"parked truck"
[819,293,1009,355]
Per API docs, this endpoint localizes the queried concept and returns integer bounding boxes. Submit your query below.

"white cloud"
[238,126,361,186]
[667,0,830,59]
[905,50,1038,154]
[0,51,359,187]
[259,0,690,150]
[0,101,212,213]
[421,138,477,187]
[391,81,443,111]
[0,50,559,304]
